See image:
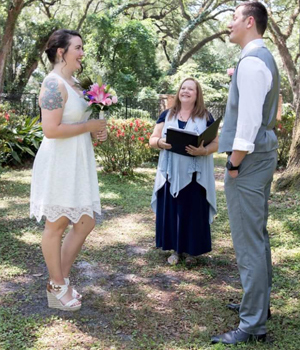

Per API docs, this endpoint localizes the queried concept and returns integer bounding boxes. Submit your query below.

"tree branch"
[154,23,176,39]
[76,0,94,31]
[285,5,300,38]
[24,0,38,7]
[161,38,171,63]
[178,0,191,21]
[110,0,155,19]
[268,14,298,94]
[179,30,229,65]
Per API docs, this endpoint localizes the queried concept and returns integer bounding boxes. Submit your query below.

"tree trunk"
[10,26,58,98]
[0,0,25,94]
[267,7,300,189]
[275,87,300,190]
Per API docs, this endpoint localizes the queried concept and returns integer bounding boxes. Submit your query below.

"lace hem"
[30,202,101,223]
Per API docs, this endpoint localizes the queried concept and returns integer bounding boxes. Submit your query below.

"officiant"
[149,77,218,265]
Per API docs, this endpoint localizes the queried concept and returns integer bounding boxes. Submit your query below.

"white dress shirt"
[233,39,273,154]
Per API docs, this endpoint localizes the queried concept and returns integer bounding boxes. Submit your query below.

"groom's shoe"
[226,303,272,320]
[211,328,266,345]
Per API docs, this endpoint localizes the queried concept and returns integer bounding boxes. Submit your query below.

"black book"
[166,117,222,157]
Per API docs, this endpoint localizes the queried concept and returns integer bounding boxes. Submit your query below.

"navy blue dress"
[155,110,214,256]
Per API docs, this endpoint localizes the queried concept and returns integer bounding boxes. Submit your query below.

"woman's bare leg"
[61,215,95,278]
[42,217,80,305]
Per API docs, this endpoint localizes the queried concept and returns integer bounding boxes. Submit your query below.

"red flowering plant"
[93,117,156,175]
[0,102,43,168]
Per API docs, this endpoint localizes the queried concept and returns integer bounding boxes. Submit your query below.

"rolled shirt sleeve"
[233,56,272,153]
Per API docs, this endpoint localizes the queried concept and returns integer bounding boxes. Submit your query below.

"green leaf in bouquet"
[96,76,103,87]
[105,84,110,93]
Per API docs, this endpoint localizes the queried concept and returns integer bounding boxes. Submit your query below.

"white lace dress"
[30,72,101,223]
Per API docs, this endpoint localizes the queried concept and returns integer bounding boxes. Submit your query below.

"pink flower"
[131,135,135,140]
[87,83,111,105]
[227,68,235,77]
[4,112,10,121]
[105,98,112,106]
[93,142,98,147]
[112,96,118,104]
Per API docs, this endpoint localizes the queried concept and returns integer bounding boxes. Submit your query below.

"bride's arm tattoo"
[40,78,64,110]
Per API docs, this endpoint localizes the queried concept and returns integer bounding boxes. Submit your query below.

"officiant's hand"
[158,137,172,150]
[186,140,208,156]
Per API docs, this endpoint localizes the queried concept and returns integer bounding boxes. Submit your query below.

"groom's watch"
[226,160,240,171]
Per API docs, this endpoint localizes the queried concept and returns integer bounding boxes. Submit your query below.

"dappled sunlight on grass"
[33,317,103,350]
[101,192,121,200]
[0,164,299,349]
[0,264,26,279]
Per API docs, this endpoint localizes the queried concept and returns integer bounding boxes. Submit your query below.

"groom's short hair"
[237,2,268,35]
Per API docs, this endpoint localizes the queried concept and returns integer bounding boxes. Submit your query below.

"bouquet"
[79,76,118,118]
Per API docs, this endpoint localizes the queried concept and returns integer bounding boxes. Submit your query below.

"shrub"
[94,117,156,175]
[110,107,150,120]
[0,103,43,167]
[275,104,295,168]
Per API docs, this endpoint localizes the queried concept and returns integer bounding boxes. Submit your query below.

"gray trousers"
[224,150,277,334]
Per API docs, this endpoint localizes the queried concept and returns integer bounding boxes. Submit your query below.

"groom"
[213,2,279,345]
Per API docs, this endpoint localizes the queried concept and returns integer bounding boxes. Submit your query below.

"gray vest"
[219,46,280,153]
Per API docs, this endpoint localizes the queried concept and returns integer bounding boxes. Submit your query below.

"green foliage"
[83,16,160,95]
[110,107,150,120]
[275,104,295,168]
[137,87,158,101]
[0,307,41,350]
[94,117,156,175]
[0,163,300,349]
[0,103,43,167]
[159,62,230,102]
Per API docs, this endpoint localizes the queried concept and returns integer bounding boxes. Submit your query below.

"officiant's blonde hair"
[168,77,208,121]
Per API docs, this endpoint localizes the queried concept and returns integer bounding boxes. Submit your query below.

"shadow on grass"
[0,178,31,198]
[0,237,240,349]
[1,165,299,349]
[0,223,299,349]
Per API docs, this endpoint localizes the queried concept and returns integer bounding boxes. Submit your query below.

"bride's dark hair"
[45,29,83,72]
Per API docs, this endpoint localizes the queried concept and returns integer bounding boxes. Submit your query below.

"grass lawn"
[0,154,299,350]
